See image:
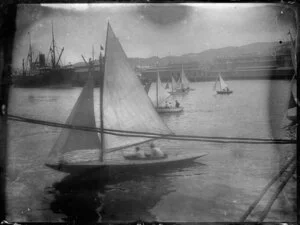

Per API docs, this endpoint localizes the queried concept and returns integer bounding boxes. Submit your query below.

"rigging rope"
[5,114,296,144]
[239,154,296,222]
[257,162,296,222]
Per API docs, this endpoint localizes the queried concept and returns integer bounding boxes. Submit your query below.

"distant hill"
[73,41,285,69]
[129,42,283,68]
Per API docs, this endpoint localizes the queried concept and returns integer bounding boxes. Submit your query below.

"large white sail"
[101,23,173,153]
[219,73,228,90]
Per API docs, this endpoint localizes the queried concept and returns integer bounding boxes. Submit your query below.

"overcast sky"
[12,3,296,69]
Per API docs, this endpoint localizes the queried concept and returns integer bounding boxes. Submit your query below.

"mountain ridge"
[72,41,286,68]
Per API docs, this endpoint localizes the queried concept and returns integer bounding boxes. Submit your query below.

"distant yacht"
[214,73,233,94]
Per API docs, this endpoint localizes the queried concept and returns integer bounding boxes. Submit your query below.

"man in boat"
[149,142,167,159]
[175,100,180,108]
[125,146,146,159]
[134,146,146,159]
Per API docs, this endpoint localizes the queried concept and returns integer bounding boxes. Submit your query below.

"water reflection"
[46,160,204,222]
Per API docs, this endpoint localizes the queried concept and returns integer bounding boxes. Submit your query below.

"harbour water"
[6,80,296,222]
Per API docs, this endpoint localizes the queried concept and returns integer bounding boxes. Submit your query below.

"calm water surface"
[6,80,296,222]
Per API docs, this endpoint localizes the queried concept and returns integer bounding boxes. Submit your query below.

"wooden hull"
[217,90,233,94]
[45,153,206,174]
[156,107,183,113]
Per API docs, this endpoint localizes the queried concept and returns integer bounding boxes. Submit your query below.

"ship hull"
[156,107,183,113]
[13,68,74,88]
[216,90,233,95]
[45,153,206,175]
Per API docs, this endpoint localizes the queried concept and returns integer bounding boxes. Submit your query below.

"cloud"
[137,4,191,27]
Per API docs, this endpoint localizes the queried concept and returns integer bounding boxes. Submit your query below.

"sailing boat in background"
[46,23,204,174]
[169,75,180,94]
[214,73,233,94]
[148,71,183,113]
[178,65,191,92]
[169,65,192,94]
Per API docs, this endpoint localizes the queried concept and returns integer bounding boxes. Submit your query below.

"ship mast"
[51,22,56,68]
[156,70,159,108]
[27,32,33,70]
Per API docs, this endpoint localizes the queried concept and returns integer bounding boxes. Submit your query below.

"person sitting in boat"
[134,146,146,159]
[149,142,167,159]
[175,100,180,108]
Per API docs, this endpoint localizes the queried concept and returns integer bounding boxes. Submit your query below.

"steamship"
[13,24,74,88]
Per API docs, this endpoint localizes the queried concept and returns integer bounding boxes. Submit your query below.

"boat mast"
[51,22,56,68]
[99,23,109,162]
[27,32,33,71]
[156,67,159,108]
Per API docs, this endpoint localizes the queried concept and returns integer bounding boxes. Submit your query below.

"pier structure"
[136,52,294,82]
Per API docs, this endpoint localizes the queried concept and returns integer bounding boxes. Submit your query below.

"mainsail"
[148,72,171,107]
[180,66,190,89]
[101,23,172,153]
[218,73,228,90]
[48,72,101,159]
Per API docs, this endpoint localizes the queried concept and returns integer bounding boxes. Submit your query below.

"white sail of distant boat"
[47,23,173,164]
[214,73,232,94]
[148,71,171,107]
[180,65,190,90]
[171,76,179,92]
[219,74,228,90]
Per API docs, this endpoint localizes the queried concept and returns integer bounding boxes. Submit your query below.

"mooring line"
[6,114,296,144]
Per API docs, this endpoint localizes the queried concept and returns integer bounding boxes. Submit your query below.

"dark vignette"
[0,0,299,225]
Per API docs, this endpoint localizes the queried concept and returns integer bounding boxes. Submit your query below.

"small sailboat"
[45,23,204,173]
[169,66,192,94]
[178,65,191,92]
[214,73,233,94]
[169,76,180,94]
[148,71,183,113]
